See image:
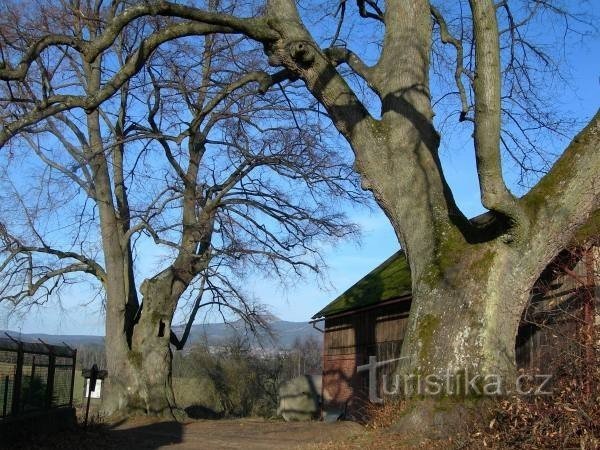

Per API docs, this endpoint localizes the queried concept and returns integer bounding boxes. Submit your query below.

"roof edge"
[313,294,412,321]
[311,249,406,319]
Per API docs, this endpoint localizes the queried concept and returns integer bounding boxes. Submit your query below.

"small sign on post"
[84,379,102,399]
[81,364,107,428]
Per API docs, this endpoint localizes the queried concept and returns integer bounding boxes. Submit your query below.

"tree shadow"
[313,58,514,245]
[103,420,185,450]
[0,418,185,450]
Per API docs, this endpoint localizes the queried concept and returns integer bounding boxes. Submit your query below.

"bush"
[172,335,322,418]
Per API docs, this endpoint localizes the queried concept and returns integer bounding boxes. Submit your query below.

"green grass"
[73,372,85,406]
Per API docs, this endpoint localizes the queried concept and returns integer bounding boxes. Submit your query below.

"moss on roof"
[312,211,599,320]
[312,251,412,319]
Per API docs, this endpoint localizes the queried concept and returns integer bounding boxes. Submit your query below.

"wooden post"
[2,375,8,417]
[84,379,92,429]
[45,349,56,409]
[28,356,37,407]
[583,246,596,394]
[11,343,23,415]
[69,349,77,407]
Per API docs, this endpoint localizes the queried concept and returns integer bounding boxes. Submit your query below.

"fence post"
[69,348,77,407]
[28,356,37,408]
[2,375,8,417]
[11,342,23,415]
[45,348,56,409]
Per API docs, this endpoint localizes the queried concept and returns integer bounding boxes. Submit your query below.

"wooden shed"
[312,242,599,420]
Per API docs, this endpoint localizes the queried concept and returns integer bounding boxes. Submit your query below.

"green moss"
[423,223,497,289]
[417,314,440,361]
[522,116,597,221]
[128,351,143,368]
[419,220,471,288]
[312,251,412,318]
[438,228,467,270]
[367,117,390,139]
[469,249,495,281]
[523,147,576,214]
[573,209,600,244]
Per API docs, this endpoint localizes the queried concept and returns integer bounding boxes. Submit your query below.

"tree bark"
[101,266,196,417]
[399,244,534,385]
[2,0,599,430]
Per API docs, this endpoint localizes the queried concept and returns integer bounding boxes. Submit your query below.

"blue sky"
[1,2,599,335]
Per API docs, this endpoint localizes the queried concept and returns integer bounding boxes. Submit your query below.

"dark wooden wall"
[322,300,410,418]
[321,243,598,418]
[516,245,598,375]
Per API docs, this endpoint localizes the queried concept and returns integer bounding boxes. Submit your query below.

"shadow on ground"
[1,417,363,450]
[1,419,184,450]
[184,404,222,420]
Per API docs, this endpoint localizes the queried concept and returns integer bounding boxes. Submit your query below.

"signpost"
[81,364,107,428]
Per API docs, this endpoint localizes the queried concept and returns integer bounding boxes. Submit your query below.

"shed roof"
[312,250,412,319]
[0,336,76,357]
[312,211,599,320]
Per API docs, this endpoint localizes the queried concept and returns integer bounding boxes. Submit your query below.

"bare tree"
[0,0,363,416]
[0,0,598,429]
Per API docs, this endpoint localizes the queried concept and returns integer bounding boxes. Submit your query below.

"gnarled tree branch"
[522,110,600,253]
[430,5,469,121]
[469,0,520,219]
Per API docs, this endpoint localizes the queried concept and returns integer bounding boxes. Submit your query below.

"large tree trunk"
[101,270,186,417]
[85,75,182,418]
[101,309,140,416]
[399,247,535,388]
[97,151,210,417]
[101,329,177,418]
[129,272,181,416]
[101,301,178,417]
[354,113,598,439]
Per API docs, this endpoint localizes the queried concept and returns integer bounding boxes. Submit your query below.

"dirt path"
[4,417,364,450]
[111,417,363,449]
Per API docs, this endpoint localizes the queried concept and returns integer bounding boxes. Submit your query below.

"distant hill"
[1,318,321,350]
[172,318,322,349]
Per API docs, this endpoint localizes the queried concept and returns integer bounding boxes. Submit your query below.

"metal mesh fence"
[53,357,75,407]
[0,349,17,419]
[21,352,49,412]
[0,336,76,419]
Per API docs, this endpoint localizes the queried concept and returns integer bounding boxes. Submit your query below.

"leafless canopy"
[0,0,366,340]
[0,0,598,415]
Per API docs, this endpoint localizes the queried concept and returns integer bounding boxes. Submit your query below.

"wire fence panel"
[21,353,49,413]
[0,374,14,418]
[53,357,75,407]
[0,336,76,419]
[0,349,17,419]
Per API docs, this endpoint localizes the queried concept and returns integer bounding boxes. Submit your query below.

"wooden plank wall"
[322,300,410,417]
[516,244,599,376]
[321,242,598,418]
